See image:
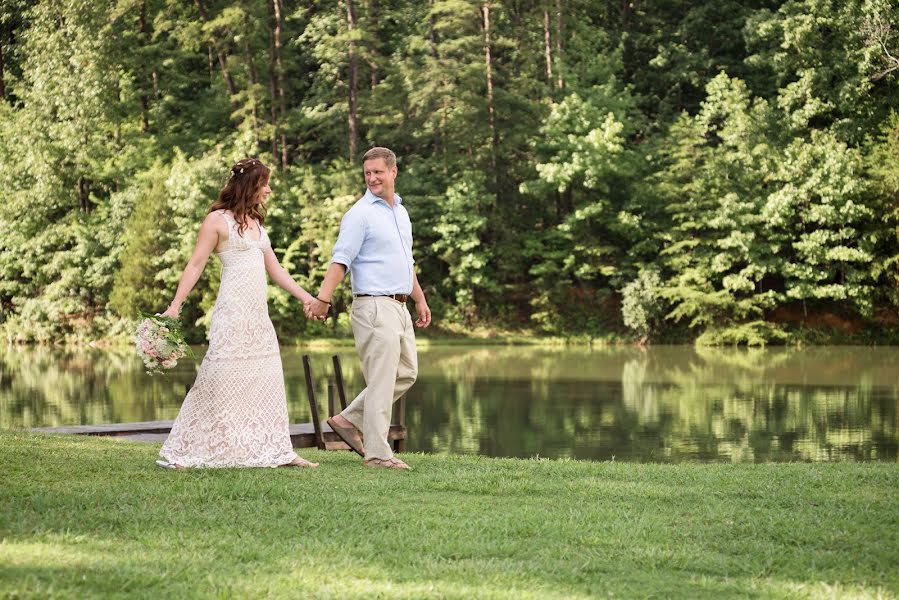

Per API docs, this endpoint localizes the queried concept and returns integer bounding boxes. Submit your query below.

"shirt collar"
[364,189,403,206]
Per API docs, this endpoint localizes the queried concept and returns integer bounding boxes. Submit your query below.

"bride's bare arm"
[161,214,223,318]
[263,248,315,304]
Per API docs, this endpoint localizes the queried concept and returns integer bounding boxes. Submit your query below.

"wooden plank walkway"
[32,420,406,451]
[31,355,408,453]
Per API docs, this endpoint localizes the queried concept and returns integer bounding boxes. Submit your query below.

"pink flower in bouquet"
[133,314,193,375]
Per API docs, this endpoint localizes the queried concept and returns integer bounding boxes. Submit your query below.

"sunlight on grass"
[2,431,897,598]
[753,578,896,600]
[0,538,120,569]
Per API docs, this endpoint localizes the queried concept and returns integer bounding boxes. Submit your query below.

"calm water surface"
[1,345,897,463]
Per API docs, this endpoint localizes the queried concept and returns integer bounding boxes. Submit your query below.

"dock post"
[302,355,325,450]
[331,355,348,411]
[393,395,406,453]
[327,381,337,417]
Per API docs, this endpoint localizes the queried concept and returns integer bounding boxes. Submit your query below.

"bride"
[157,157,318,469]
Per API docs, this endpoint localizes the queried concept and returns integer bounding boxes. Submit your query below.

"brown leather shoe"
[326,417,365,457]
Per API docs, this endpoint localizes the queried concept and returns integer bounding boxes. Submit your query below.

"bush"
[621,270,664,341]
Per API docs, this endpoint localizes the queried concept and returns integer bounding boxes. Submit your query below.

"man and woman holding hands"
[157,147,429,471]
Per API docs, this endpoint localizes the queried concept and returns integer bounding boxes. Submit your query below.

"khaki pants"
[341,296,418,460]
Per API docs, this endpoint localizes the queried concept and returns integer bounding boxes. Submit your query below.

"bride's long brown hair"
[209,157,271,236]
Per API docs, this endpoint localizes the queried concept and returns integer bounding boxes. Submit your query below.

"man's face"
[363,158,397,198]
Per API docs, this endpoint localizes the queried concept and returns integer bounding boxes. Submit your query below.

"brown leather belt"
[354,293,410,303]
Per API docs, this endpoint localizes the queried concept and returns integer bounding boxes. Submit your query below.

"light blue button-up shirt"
[331,189,415,295]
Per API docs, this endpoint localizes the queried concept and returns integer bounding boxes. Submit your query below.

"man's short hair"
[362,147,396,168]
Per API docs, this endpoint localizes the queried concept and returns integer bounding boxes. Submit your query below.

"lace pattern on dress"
[159,210,298,468]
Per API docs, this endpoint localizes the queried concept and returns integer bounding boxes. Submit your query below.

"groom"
[306,147,431,470]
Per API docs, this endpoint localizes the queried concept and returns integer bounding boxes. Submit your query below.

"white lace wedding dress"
[159,210,299,467]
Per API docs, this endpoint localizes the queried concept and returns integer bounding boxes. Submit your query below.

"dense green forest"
[0,0,898,345]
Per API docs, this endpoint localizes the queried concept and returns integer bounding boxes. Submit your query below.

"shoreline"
[11,329,899,350]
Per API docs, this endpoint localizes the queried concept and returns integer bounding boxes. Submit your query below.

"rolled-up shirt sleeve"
[331,209,365,267]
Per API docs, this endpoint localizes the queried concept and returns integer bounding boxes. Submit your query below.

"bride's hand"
[303,298,327,321]
[161,305,180,320]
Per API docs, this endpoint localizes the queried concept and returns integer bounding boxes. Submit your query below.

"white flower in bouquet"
[133,313,194,375]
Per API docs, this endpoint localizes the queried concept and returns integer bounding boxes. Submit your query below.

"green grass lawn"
[1,432,897,599]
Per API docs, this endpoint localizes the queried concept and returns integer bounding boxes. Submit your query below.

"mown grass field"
[1,431,897,599]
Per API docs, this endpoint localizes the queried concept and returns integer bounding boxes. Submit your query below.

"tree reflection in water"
[2,345,896,462]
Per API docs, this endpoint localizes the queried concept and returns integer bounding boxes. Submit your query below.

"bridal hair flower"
[229,158,259,178]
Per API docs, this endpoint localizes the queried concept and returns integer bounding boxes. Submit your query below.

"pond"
[1,344,897,463]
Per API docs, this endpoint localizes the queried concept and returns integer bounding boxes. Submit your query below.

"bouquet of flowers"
[133,312,194,375]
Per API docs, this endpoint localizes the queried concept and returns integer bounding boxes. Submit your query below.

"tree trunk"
[194,0,238,103]
[441,92,449,161]
[242,13,260,145]
[427,0,445,159]
[113,79,122,148]
[0,33,6,101]
[555,0,564,90]
[267,1,280,162]
[368,0,380,89]
[346,0,359,160]
[543,6,553,86]
[427,0,438,59]
[621,0,633,25]
[78,176,93,213]
[482,4,498,169]
[272,0,288,169]
[369,61,379,89]
[138,1,150,132]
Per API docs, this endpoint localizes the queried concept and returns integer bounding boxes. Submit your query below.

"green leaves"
[658,70,885,342]
[533,95,626,193]
[431,171,494,320]
[621,270,664,340]
[1,0,897,345]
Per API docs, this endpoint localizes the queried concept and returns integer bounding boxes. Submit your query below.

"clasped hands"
[303,296,329,321]
[302,295,432,328]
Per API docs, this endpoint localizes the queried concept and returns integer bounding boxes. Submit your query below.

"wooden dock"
[32,420,406,451]
[31,355,408,452]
